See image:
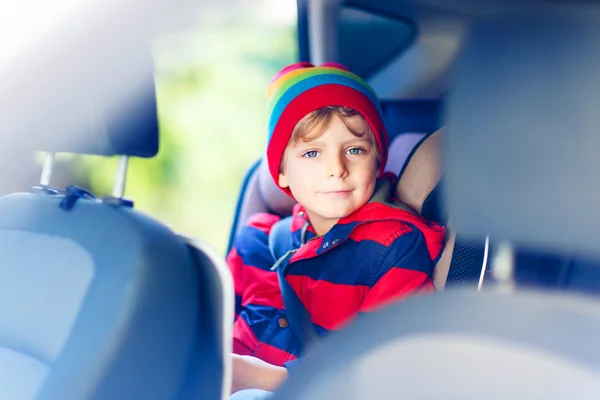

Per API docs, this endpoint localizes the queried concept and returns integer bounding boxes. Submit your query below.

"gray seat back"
[0,41,231,399]
[445,5,600,256]
[272,290,600,400]
[396,129,451,288]
[397,128,488,290]
[0,193,200,399]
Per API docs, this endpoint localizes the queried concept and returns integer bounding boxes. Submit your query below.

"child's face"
[278,114,378,236]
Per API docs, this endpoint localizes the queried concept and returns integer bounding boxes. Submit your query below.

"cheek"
[370,156,379,173]
[354,158,378,180]
[357,165,378,197]
[287,175,314,204]
[285,164,313,190]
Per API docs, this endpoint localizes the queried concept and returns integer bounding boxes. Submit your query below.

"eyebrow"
[294,137,370,148]
[345,137,370,145]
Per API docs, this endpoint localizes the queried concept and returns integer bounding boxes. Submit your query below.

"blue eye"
[303,150,319,158]
[347,147,364,155]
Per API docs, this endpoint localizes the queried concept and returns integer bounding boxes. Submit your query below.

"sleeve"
[359,226,435,313]
[226,213,285,355]
[225,246,245,320]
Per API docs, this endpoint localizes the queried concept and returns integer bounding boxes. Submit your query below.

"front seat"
[0,46,231,400]
[396,129,489,290]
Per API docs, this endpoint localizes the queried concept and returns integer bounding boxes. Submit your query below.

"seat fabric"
[0,193,201,400]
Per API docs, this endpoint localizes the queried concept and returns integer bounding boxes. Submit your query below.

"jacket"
[227,177,446,366]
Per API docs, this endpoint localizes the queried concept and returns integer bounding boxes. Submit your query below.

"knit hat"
[266,62,389,196]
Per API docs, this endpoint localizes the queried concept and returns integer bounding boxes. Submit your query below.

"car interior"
[2,0,600,399]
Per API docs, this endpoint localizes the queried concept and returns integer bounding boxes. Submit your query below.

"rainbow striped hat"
[266,62,389,194]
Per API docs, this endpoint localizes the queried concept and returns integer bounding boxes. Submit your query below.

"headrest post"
[491,241,515,292]
[40,152,55,186]
[112,156,129,199]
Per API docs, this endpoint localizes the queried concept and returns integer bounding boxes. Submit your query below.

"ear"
[278,172,289,188]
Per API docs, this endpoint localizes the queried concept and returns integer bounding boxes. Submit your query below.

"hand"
[231,354,289,394]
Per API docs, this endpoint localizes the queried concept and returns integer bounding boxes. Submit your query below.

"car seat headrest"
[385,133,427,176]
[396,128,444,219]
[257,157,296,216]
[0,42,158,158]
[446,8,600,255]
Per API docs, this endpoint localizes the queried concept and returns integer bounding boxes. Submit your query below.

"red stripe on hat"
[320,62,349,71]
[268,62,315,85]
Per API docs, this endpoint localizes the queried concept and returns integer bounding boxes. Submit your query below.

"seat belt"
[269,217,319,354]
[268,216,295,262]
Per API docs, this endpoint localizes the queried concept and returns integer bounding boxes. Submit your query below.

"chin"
[319,207,358,220]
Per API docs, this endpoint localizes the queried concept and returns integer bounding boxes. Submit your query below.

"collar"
[290,174,428,261]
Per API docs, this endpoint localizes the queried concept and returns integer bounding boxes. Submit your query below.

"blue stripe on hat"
[267,74,384,140]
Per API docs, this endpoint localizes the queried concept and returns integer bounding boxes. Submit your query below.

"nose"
[327,152,347,179]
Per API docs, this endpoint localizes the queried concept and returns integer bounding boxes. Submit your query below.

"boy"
[227,62,446,394]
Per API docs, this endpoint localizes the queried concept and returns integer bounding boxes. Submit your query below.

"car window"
[338,4,415,79]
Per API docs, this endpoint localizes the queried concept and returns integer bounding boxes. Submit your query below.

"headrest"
[445,6,600,255]
[396,129,443,219]
[385,133,426,176]
[258,158,296,216]
[0,38,158,157]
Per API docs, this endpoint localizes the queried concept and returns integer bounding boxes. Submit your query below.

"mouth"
[320,189,354,197]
